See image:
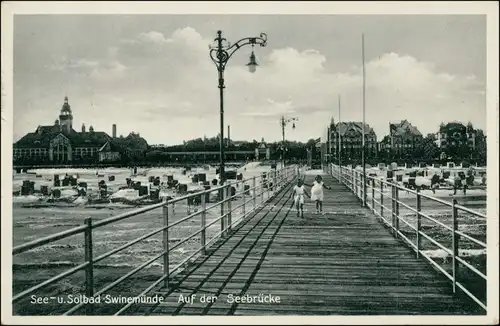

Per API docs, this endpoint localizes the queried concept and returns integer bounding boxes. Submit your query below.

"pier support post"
[84,218,94,315]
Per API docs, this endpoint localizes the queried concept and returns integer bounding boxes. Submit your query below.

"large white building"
[13,97,122,164]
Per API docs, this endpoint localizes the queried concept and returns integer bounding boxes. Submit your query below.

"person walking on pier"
[305,175,332,214]
[291,178,310,218]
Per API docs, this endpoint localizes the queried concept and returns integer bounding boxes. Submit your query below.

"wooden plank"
[129,174,483,316]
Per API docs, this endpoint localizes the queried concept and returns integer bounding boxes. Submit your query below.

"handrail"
[329,163,487,313]
[12,168,285,254]
[13,225,89,255]
[12,164,299,315]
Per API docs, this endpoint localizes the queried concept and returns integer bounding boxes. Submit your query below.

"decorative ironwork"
[209,31,267,71]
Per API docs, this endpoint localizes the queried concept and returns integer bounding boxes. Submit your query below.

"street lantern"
[246,49,258,73]
[209,30,267,185]
[280,116,299,168]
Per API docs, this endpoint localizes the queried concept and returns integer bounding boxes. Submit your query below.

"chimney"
[112,124,117,138]
[82,123,86,133]
[227,125,230,147]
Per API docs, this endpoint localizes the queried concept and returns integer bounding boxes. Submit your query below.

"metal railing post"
[355,169,357,194]
[252,176,257,210]
[452,198,459,293]
[356,172,363,203]
[221,185,226,237]
[352,169,355,192]
[360,172,363,203]
[273,169,278,195]
[275,169,280,191]
[391,184,395,230]
[353,171,356,196]
[84,218,94,315]
[200,193,207,256]
[242,180,246,218]
[227,184,232,233]
[363,172,367,207]
[358,171,361,197]
[416,188,421,258]
[162,203,170,288]
[380,182,384,219]
[371,178,375,211]
[359,172,362,201]
[395,186,400,235]
[267,172,271,201]
[261,175,264,205]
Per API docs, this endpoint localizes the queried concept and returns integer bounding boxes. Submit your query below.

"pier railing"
[12,165,298,315]
[328,163,487,313]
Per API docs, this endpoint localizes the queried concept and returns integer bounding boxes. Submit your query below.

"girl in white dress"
[290,179,310,218]
[306,175,331,214]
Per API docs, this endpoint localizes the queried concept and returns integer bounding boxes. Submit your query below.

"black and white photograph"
[1,1,498,324]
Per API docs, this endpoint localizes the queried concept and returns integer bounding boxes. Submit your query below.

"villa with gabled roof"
[328,119,378,160]
[388,119,423,158]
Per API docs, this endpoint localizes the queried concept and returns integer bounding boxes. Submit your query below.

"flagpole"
[362,33,367,207]
[338,94,341,178]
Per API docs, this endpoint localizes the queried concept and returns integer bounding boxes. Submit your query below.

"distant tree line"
[13,136,322,167]
[144,137,320,164]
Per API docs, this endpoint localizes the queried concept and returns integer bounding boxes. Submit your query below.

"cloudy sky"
[13,14,486,145]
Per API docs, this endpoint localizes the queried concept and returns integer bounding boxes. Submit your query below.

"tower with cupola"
[59,96,73,133]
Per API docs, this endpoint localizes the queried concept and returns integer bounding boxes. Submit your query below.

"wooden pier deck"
[131,173,482,315]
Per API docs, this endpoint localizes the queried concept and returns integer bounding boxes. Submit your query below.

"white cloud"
[14,26,486,145]
[139,31,169,44]
[89,60,127,81]
[49,57,100,71]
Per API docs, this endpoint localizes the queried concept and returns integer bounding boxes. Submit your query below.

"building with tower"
[13,96,147,165]
[59,96,73,133]
[254,138,271,160]
[327,118,378,162]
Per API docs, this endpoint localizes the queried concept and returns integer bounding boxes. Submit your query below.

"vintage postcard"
[1,1,498,325]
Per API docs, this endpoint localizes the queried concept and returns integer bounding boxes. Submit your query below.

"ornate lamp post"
[280,116,298,169]
[209,30,267,185]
